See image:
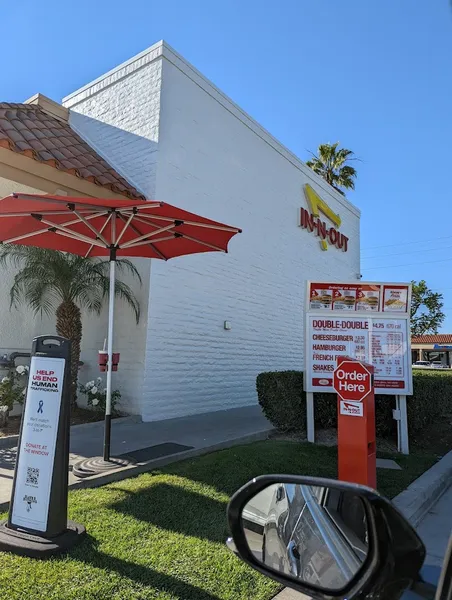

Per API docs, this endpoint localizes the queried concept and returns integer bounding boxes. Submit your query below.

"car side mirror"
[226,475,426,600]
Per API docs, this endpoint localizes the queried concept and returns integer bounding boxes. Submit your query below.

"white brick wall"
[64,45,163,199]
[63,41,361,421]
[63,47,164,414]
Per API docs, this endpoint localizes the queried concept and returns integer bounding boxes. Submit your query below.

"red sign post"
[333,356,376,488]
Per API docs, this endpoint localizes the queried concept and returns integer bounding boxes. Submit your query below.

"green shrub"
[256,370,452,439]
[256,371,306,432]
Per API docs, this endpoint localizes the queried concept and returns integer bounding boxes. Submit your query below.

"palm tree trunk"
[56,301,82,410]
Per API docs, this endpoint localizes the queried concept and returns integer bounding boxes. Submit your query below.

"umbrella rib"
[120,224,177,248]
[85,213,113,258]
[133,202,163,210]
[73,210,109,246]
[124,213,227,252]
[178,233,227,252]
[12,193,114,211]
[122,211,240,233]
[124,232,226,253]
[124,213,166,230]
[117,213,168,260]
[124,235,177,248]
[115,211,135,246]
[1,211,109,245]
[54,229,105,248]
[39,217,105,248]
[0,210,99,217]
[2,228,50,244]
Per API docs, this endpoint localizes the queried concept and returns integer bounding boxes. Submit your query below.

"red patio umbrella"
[0,193,241,468]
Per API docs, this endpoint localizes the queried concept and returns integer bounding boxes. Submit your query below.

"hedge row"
[256,370,452,439]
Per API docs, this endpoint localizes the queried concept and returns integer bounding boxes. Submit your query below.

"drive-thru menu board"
[305,282,412,395]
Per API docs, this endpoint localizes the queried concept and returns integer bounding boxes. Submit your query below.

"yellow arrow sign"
[303,184,342,250]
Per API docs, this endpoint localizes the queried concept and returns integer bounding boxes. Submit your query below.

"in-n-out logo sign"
[300,184,349,252]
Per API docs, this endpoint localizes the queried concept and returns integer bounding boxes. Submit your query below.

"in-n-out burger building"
[0,41,360,421]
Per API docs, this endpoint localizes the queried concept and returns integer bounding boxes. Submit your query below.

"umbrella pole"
[103,254,116,462]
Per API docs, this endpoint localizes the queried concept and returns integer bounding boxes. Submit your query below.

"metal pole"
[397,395,409,455]
[306,392,315,443]
[103,208,116,463]
[103,258,116,462]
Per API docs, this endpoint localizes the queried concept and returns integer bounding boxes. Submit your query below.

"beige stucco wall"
[0,176,150,415]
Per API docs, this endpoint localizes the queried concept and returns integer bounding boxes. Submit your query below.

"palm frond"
[339,165,357,177]
[1,245,141,323]
[112,280,141,324]
[9,269,57,317]
[115,259,143,286]
[305,143,358,194]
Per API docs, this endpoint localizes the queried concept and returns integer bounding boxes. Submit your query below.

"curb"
[393,449,452,527]
[0,428,273,512]
[0,416,135,450]
[0,435,18,450]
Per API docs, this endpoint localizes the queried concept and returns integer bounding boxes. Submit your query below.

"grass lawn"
[0,440,438,600]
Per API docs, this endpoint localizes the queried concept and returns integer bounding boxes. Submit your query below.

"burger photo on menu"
[343,294,356,307]
[366,294,379,309]
[332,289,356,311]
[320,292,333,306]
[356,287,381,311]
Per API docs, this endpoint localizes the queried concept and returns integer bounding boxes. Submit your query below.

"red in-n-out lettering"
[300,209,349,252]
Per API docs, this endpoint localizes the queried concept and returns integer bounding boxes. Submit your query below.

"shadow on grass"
[73,535,221,600]
[161,440,339,497]
[108,482,228,543]
[154,440,436,500]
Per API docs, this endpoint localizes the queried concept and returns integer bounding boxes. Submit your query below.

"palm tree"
[306,142,358,195]
[0,246,141,408]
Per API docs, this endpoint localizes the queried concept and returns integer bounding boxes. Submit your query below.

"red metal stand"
[334,356,376,488]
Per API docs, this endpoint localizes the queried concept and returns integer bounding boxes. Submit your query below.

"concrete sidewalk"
[417,484,452,567]
[0,404,274,508]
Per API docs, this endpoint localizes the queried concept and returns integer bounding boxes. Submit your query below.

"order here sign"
[333,361,372,402]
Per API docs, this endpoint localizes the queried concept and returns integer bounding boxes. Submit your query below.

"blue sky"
[2,1,452,329]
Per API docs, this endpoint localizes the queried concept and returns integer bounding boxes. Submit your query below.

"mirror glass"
[241,483,369,591]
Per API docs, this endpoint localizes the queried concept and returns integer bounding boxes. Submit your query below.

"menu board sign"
[372,319,407,388]
[307,316,370,388]
[309,282,410,314]
[382,285,409,313]
[305,281,412,395]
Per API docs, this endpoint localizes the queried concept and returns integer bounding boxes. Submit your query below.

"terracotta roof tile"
[0,102,144,200]
[15,140,33,151]
[76,155,93,167]
[412,334,452,344]
[60,159,82,170]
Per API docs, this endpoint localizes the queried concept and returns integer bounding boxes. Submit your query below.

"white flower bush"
[0,362,30,425]
[79,377,121,414]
